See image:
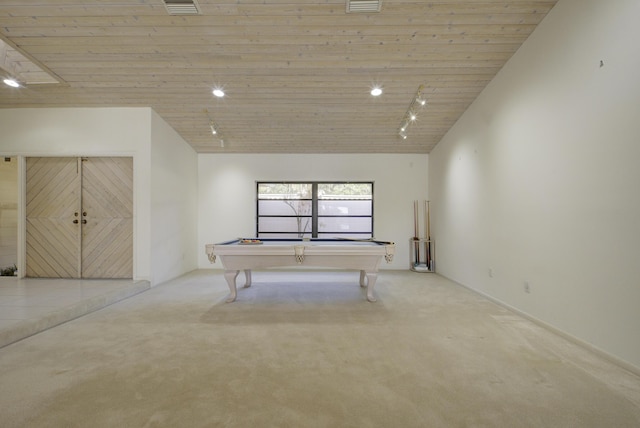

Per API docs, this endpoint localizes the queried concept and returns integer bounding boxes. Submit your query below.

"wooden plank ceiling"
[0,0,558,154]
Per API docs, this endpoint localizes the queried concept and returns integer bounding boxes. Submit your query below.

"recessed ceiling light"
[212,88,225,97]
[3,78,20,88]
[370,87,382,96]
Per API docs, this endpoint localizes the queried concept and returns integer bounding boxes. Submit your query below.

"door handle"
[82,219,87,224]
[73,219,79,224]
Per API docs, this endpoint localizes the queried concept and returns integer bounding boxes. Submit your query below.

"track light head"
[397,85,427,141]
[205,110,226,148]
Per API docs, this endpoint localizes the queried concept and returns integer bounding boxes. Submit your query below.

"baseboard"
[446,276,640,378]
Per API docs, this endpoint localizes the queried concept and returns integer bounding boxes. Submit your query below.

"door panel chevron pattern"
[26,158,81,278]
[81,157,133,279]
[25,157,133,279]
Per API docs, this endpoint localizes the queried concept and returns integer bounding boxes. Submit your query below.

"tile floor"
[0,276,150,348]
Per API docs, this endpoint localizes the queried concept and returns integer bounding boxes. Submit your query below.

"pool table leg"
[360,270,378,302]
[223,270,239,303]
[243,269,252,288]
[359,270,367,287]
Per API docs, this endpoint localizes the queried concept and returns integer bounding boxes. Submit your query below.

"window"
[257,182,374,239]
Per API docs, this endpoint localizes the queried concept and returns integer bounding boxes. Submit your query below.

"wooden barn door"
[81,157,133,278]
[26,157,81,277]
[26,157,133,279]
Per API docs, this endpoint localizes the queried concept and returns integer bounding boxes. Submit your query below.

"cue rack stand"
[410,200,435,272]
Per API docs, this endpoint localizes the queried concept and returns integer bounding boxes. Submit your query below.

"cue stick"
[423,200,428,239]
[414,200,420,265]
[426,200,432,270]
[422,200,429,269]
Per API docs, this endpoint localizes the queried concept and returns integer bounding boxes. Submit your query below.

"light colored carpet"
[0,269,639,427]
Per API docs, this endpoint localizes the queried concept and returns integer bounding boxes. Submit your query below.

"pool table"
[205,238,395,303]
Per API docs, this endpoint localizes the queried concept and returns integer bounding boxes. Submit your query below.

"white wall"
[429,0,640,372]
[198,154,429,269]
[0,107,199,285]
[0,107,152,280]
[150,110,198,285]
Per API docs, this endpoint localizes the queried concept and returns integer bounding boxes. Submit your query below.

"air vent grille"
[346,0,382,13]
[164,0,201,15]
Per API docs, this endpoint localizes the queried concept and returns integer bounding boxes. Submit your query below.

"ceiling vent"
[346,0,381,13]
[164,0,201,15]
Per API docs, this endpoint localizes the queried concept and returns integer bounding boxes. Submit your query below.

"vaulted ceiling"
[0,0,558,154]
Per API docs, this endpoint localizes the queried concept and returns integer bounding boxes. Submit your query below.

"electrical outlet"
[523,281,531,294]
